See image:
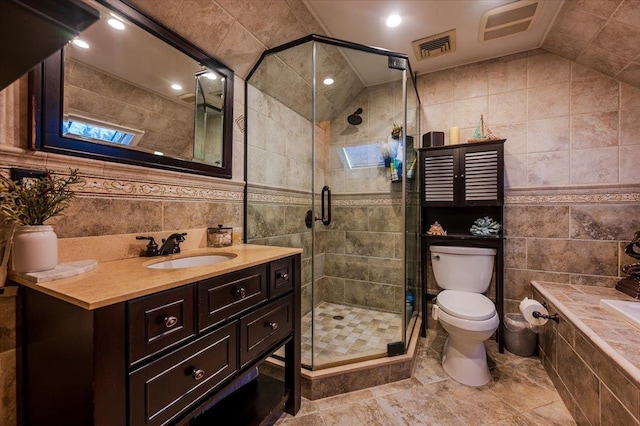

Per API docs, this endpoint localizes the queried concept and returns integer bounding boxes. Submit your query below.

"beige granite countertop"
[532,281,640,386]
[10,244,302,310]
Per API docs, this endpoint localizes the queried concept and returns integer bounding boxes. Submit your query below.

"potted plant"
[0,169,81,273]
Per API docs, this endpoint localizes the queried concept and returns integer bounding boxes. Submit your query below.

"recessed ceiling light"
[171,84,182,90]
[386,14,401,28]
[204,72,217,80]
[108,18,125,30]
[72,39,90,49]
[323,78,334,85]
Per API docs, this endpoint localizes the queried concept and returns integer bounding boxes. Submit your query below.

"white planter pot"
[12,225,58,273]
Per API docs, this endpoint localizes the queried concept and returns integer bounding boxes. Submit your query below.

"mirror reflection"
[62,0,226,166]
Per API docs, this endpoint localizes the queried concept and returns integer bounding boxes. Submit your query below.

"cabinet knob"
[277,272,289,281]
[266,321,278,330]
[235,287,247,298]
[461,174,465,178]
[163,316,178,328]
[191,368,205,381]
[454,174,458,178]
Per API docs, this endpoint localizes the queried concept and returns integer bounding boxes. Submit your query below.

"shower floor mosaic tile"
[301,302,403,366]
[277,328,576,426]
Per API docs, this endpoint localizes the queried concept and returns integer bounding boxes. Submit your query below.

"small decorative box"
[207,225,233,247]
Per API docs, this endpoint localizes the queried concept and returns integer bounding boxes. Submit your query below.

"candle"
[449,127,460,145]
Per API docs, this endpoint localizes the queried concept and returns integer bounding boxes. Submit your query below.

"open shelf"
[190,375,288,426]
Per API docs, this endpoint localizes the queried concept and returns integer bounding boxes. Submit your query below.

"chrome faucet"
[136,232,187,257]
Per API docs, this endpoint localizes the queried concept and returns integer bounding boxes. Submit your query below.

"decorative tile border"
[506,192,640,205]
[0,148,244,203]
[78,176,244,202]
[247,188,403,206]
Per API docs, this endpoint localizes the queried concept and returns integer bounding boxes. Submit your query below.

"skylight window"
[62,114,144,146]
[342,143,385,169]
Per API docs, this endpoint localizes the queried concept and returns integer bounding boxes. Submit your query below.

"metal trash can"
[504,313,538,357]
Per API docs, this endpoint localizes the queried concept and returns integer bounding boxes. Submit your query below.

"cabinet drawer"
[129,322,238,426]
[198,264,267,332]
[128,285,195,365]
[240,295,293,367]
[270,257,293,298]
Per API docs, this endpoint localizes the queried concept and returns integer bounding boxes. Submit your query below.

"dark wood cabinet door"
[129,322,238,426]
[198,264,268,332]
[270,257,294,298]
[420,141,504,207]
[240,295,293,368]
[128,284,196,365]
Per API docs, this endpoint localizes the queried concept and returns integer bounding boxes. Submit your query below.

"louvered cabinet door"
[421,152,456,205]
[461,145,503,205]
[419,142,504,207]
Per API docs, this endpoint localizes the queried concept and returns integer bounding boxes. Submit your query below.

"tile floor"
[301,302,402,365]
[277,329,575,425]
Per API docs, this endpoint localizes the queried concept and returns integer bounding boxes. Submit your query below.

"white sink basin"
[600,299,640,331]
[147,254,236,269]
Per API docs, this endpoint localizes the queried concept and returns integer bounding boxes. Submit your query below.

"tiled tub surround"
[532,281,640,425]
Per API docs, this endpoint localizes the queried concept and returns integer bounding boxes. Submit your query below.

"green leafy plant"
[0,169,81,226]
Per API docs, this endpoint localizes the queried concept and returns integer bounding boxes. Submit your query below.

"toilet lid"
[437,290,496,320]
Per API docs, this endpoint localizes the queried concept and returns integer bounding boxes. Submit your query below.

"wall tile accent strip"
[507,193,640,204]
[78,176,243,202]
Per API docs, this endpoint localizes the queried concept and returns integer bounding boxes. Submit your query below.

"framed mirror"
[30,0,234,178]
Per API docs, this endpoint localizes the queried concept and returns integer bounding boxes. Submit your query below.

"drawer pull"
[191,368,206,381]
[163,316,178,328]
[235,287,247,298]
[266,321,278,330]
[276,272,289,281]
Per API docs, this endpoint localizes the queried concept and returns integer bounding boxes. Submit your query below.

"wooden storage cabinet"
[420,140,504,207]
[20,254,301,426]
[419,141,505,352]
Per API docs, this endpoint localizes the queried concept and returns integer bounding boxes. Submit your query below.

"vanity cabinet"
[19,254,301,426]
[418,141,504,352]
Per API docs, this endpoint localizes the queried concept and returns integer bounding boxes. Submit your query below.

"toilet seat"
[435,307,499,332]
[437,290,496,320]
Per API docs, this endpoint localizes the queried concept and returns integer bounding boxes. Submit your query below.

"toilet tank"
[430,245,496,293]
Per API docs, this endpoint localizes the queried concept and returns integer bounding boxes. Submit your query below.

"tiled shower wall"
[417,49,640,314]
[246,78,409,315]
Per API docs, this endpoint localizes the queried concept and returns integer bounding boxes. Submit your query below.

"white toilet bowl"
[429,245,499,387]
[433,291,499,386]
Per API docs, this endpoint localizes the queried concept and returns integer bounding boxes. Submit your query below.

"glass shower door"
[311,43,407,368]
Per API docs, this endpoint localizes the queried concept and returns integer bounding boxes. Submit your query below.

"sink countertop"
[10,244,302,310]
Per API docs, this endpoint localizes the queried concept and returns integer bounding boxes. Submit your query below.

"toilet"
[430,245,499,386]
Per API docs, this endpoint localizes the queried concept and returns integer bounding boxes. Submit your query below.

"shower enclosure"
[245,35,420,370]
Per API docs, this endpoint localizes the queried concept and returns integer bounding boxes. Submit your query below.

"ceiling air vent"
[479,0,541,41]
[412,29,456,61]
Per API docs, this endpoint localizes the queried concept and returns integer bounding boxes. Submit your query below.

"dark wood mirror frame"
[29,0,234,178]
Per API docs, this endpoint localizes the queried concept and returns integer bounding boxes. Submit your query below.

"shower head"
[347,108,363,125]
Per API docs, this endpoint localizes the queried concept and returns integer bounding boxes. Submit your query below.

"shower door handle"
[304,186,331,228]
[317,185,331,226]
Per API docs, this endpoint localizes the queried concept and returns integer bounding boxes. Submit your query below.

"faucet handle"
[136,236,159,257]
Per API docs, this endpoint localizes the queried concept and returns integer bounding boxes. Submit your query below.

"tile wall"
[65,59,195,158]
[417,50,640,315]
[0,1,324,423]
